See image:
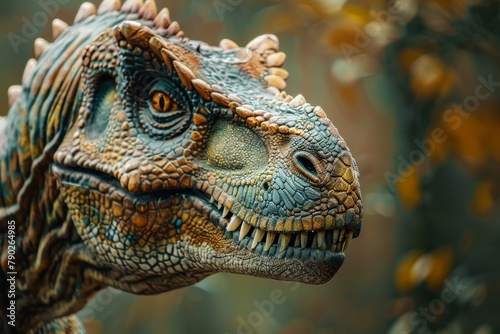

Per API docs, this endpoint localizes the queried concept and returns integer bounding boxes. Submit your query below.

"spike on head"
[264,74,286,91]
[165,21,181,36]
[153,8,171,29]
[266,86,281,95]
[289,94,306,108]
[52,19,68,40]
[98,0,121,14]
[119,21,155,49]
[34,38,49,59]
[220,39,239,49]
[173,60,195,90]
[8,85,22,106]
[74,2,97,23]
[23,59,37,84]
[121,0,143,13]
[139,0,158,20]
[246,34,279,52]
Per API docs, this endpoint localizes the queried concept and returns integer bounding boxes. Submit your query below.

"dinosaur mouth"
[53,164,356,264]
[200,192,355,257]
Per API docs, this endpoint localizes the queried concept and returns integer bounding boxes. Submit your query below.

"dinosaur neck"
[0,13,141,333]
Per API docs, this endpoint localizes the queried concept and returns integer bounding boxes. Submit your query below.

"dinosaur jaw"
[52,163,357,285]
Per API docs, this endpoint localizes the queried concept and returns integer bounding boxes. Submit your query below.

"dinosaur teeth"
[333,229,339,244]
[300,233,308,249]
[223,215,354,254]
[278,234,290,252]
[251,229,265,250]
[339,229,346,243]
[239,222,251,241]
[345,231,353,252]
[222,206,230,218]
[227,216,242,232]
[52,19,68,40]
[311,233,318,248]
[209,197,215,204]
[264,232,275,252]
[74,2,97,24]
[294,235,301,247]
[217,202,222,210]
[317,231,326,250]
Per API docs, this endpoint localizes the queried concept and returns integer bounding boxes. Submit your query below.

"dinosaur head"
[53,12,362,292]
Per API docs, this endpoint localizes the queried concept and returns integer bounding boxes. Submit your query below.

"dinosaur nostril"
[294,152,320,181]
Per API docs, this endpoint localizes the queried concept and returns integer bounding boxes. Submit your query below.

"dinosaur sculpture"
[0,0,362,332]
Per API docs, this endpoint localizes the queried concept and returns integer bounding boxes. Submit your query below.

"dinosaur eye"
[141,85,191,140]
[151,91,178,112]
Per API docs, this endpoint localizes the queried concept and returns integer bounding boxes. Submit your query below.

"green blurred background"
[1,0,499,333]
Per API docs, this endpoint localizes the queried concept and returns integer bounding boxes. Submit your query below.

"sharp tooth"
[222,206,230,217]
[333,230,340,243]
[300,233,308,249]
[227,216,242,232]
[311,233,318,248]
[336,242,342,252]
[217,202,222,210]
[317,231,326,250]
[239,222,251,241]
[294,235,300,247]
[345,231,353,251]
[210,197,215,204]
[339,229,346,242]
[264,232,275,252]
[279,234,291,252]
[251,229,265,250]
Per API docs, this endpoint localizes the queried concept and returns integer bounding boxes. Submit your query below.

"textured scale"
[0,1,362,333]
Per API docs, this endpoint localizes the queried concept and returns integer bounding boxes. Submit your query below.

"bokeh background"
[1,0,499,333]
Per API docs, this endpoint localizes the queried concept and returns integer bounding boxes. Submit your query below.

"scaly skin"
[0,0,362,333]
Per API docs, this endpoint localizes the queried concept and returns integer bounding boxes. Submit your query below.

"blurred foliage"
[1,0,499,333]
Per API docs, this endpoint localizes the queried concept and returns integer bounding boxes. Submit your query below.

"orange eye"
[151,91,177,112]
